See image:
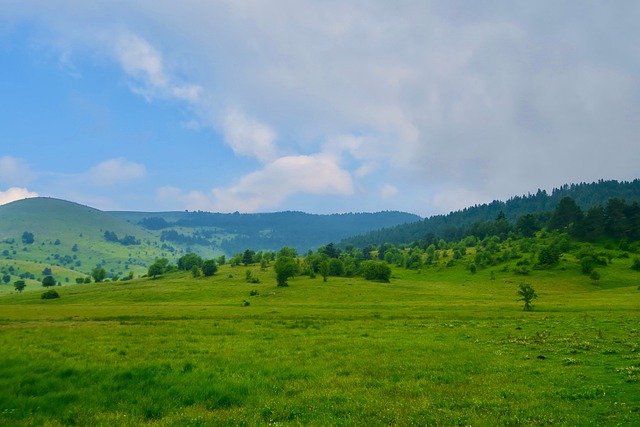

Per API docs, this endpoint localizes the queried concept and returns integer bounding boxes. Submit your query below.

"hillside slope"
[0,198,173,289]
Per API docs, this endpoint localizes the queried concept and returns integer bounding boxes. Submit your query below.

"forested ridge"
[111,210,421,255]
[341,179,640,248]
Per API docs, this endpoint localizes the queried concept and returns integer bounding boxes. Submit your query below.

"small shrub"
[249,290,259,296]
[590,270,600,280]
[242,300,250,307]
[631,258,640,271]
[41,289,60,299]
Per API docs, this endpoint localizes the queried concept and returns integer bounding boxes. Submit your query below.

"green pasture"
[1,261,639,426]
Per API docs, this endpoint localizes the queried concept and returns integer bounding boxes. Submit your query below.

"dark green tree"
[517,283,538,311]
[318,260,330,282]
[2,274,10,284]
[22,231,35,244]
[516,214,540,238]
[178,253,203,271]
[41,289,60,299]
[103,230,119,243]
[92,268,107,283]
[277,247,298,259]
[328,258,345,276]
[14,280,26,292]
[42,275,56,288]
[360,261,391,282]
[548,197,583,231]
[242,250,256,266]
[537,246,561,268]
[148,258,169,278]
[202,259,218,277]
[604,198,629,239]
[274,256,297,286]
[319,243,340,259]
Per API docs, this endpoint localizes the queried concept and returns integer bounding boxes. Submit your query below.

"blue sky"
[1,2,639,216]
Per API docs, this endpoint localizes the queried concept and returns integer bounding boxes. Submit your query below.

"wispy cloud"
[86,158,146,186]
[111,31,202,103]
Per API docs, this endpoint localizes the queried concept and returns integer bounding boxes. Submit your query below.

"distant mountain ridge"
[340,179,640,248]
[109,209,422,255]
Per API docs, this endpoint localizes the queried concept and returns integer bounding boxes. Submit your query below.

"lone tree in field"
[517,283,538,311]
[14,280,26,293]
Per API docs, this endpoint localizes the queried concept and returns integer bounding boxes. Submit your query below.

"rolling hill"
[0,198,421,291]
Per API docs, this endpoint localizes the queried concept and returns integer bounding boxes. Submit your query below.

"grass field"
[1,259,639,426]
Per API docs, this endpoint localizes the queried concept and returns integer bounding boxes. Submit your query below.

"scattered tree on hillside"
[536,246,561,269]
[42,275,56,288]
[148,258,170,278]
[517,283,537,311]
[41,289,59,299]
[202,259,218,277]
[104,230,119,243]
[14,280,26,293]
[2,274,10,284]
[243,249,256,266]
[178,253,203,271]
[120,235,140,246]
[22,231,35,244]
[92,268,107,283]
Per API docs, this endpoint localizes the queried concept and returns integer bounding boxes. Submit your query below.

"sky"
[1,1,639,216]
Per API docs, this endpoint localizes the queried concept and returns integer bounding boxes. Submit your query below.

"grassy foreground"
[0,263,639,426]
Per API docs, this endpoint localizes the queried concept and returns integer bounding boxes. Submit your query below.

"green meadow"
[1,257,639,426]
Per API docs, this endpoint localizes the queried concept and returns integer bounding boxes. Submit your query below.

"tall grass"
[1,259,639,425]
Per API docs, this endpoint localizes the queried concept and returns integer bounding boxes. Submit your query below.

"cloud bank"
[2,1,639,214]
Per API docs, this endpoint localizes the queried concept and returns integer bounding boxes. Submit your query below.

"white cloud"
[0,187,39,205]
[111,31,202,103]
[222,109,278,163]
[0,156,35,186]
[3,2,640,215]
[87,158,146,186]
[212,154,354,212]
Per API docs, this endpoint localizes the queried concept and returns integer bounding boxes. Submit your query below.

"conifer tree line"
[342,179,640,248]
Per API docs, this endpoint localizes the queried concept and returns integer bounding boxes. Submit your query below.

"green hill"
[0,198,175,291]
[0,198,420,293]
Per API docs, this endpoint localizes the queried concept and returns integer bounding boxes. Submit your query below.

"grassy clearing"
[0,262,639,426]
